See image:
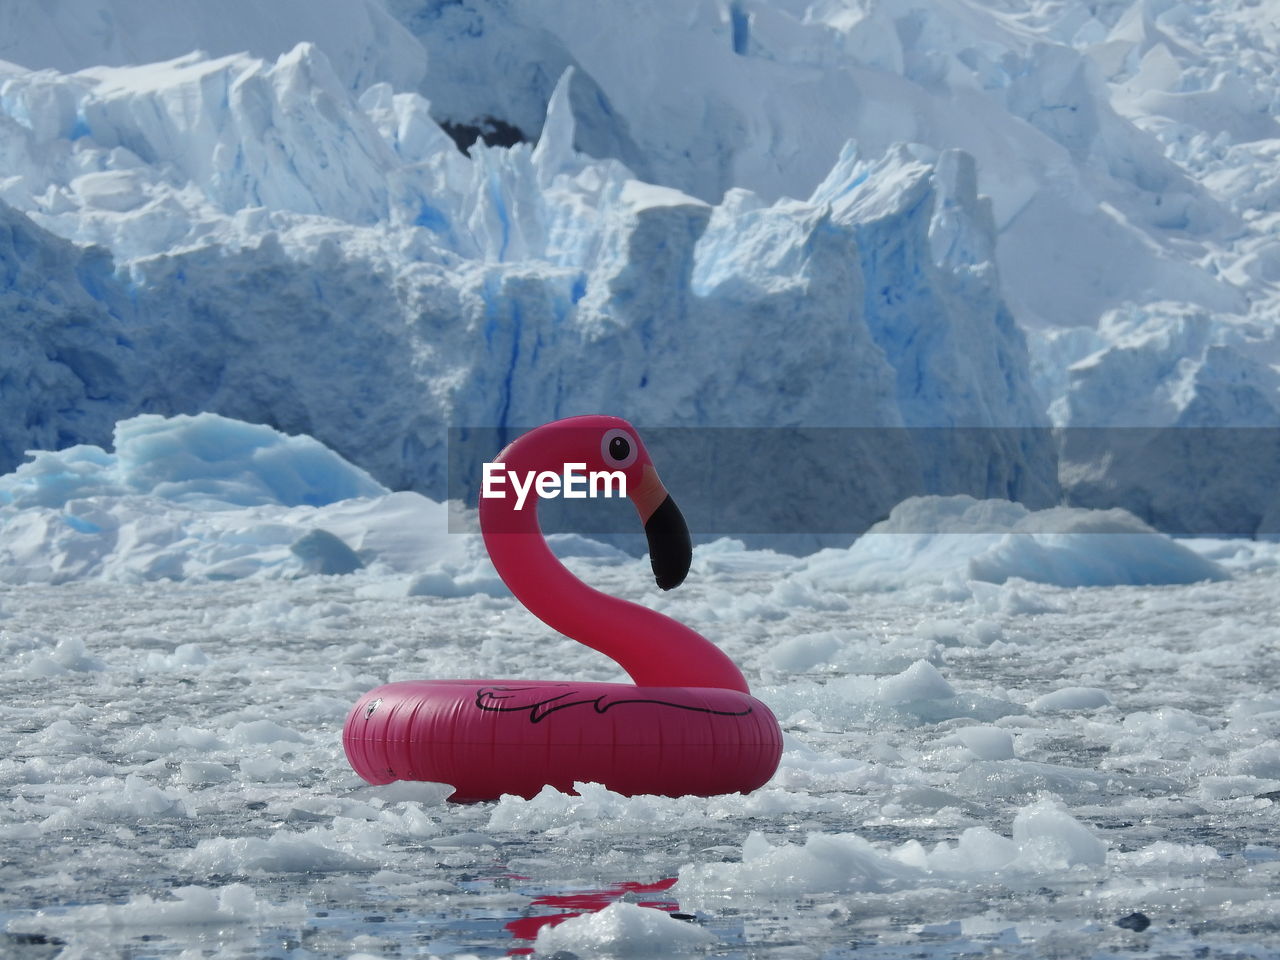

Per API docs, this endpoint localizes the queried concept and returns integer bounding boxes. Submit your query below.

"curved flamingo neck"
[479,433,749,693]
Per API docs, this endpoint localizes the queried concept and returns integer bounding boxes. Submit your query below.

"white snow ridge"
[3,1,1280,958]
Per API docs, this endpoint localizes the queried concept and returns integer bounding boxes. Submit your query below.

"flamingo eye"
[601,428,637,468]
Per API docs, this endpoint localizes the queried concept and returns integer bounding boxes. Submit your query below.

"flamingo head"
[496,415,692,591]
[589,417,691,591]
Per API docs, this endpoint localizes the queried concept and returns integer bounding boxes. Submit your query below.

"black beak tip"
[653,563,687,591]
[644,495,692,591]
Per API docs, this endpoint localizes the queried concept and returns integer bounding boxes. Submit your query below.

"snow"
[0,413,515,587]
[388,0,1250,329]
[877,659,956,703]
[1030,686,1113,712]
[0,544,1277,954]
[0,415,1276,956]
[7,883,300,931]
[678,796,1109,902]
[0,0,425,93]
[1,0,1277,533]
[0,425,1232,594]
[0,413,387,510]
[533,901,715,955]
[797,495,1229,590]
[3,0,1280,955]
[943,726,1015,761]
[0,41,1060,534]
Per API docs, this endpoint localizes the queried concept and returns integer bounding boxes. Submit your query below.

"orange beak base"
[630,465,691,591]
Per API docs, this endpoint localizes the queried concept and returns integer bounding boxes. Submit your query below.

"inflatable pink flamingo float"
[343,416,782,801]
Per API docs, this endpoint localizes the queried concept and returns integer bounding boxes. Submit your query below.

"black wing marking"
[474,685,753,724]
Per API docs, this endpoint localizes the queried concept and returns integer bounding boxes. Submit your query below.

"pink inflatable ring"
[343,416,783,802]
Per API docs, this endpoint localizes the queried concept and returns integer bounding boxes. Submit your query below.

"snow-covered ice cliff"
[0,42,1055,533]
[0,412,1228,588]
[1,0,1279,535]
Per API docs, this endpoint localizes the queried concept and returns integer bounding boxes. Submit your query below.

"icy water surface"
[2,555,1279,958]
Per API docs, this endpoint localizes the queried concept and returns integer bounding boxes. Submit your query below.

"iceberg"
[0,412,386,510]
[0,44,1056,535]
[389,0,1244,328]
[798,495,1228,589]
[0,413,489,585]
[0,0,1278,538]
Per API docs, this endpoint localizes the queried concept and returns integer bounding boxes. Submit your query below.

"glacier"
[2,0,1279,537]
[3,4,1280,954]
[390,0,1249,329]
[0,412,1226,589]
[0,43,1057,538]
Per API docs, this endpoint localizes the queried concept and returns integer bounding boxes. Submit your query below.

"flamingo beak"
[631,464,692,591]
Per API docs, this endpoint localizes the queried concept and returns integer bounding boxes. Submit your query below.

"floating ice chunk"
[143,643,210,671]
[486,782,830,835]
[178,761,233,785]
[116,725,223,758]
[0,823,42,841]
[888,785,978,814]
[1114,842,1220,867]
[766,578,850,612]
[945,726,1016,760]
[957,759,1177,800]
[488,783,701,834]
[1111,707,1210,756]
[16,636,105,678]
[0,413,387,510]
[312,491,463,574]
[226,719,308,745]
[679,798,1106,903]
[806,497,1230,590]
[769,669,1020,730]
[534,901,715,955]
[1230,743,1280,779]
[1198,776,1280,801]
[1184,538,1280,574]
[376,803,442,838]
[906,827,1019,873]
[405,564,509,599]
[366,781,454,806]
[679,830,918,898]
[50,635,104,671]
[968,580,1061,616]
[970,526,1229,587]
[183,829,376,873]
[117,413,387,507]
[1030,687,1112,712]
[0,480,470,585]
[239,755,296,782]
[5,883,298,931]
[1012,798,1106,869]
[289,528,364,575]
[877,660,955,703]
[768,633,843,672]
[69,774,189,821]
[910,801,1105,874]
